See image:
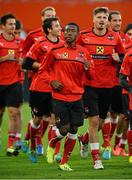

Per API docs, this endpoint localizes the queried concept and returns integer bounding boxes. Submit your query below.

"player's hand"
[17,57,24,65]
[49,114,56,126]
[4,54,15,61]
[0,54,15,62]
[84,60,90,70]
[112,49,120,62]
[50,80,63,91]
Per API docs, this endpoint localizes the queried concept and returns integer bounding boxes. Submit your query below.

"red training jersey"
[29,37,63,92]
[77,28,125,88]
[22,27,44,57]
[39,43,95,102]
[120,49,132,109]
[0,34,22,85]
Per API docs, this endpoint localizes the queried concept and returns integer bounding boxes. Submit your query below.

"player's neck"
[47,34,58,43]
[93,27,107,36]
[2,31,14,41]
[66,41,76,49]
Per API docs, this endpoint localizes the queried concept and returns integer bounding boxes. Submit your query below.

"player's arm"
[22,42,41,70]
[112,50,124,64]
[22,33,34,57]
[113,34,125,64]
[119,73,132,93]
[84,51,95,80]
[22,57,40,70]
[0,53,15,63]
[119,53,132,93]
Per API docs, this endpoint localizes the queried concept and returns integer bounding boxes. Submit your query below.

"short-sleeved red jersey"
[38,44,94,102]
[0,34,22,85]
[28,37,63,92]
[77,28,125,88]
[120,50,132,109]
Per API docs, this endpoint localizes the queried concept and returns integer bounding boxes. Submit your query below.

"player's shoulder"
[37,36,47,44]
[107,29,120,38]
[76,44,87,50]
[80,28,92,35]
[119,31,128,39]
[15,36,24,43]
[76,44,90,55]
[51,42,65,51]
[27,27,43,37]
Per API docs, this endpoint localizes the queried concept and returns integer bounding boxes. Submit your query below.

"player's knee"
[129,110,132,129]
[59,124,70,136]
[8,107,19,121]
[0,108,5,117]
[69,125,78,134]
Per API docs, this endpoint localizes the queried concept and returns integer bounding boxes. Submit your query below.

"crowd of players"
[0,6,132,171]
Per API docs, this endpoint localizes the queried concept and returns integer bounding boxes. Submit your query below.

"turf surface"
[0,103,132,179]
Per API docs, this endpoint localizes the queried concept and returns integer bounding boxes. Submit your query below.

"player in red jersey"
[0,19,24,151]
[124,24,132,40]
[22,6,56,93]
[38,22,94,171]
[0,14,23,155]
[13,19,26,151]
[119,49,132,163]
[124,24,132,54]
[102,11,131,157]
[22,6,56,57]
[77,7,125,166]
[21,6,58,155]
[22,17,62,163]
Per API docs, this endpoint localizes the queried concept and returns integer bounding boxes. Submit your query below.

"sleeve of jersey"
[119,54,132,93]
[22,34,33,57]
[38,50,54,82]
[115,34,125,55]
[26,42,40,60]
[85,52,95,80]
[17,40,24,58]
[120,54,130,76]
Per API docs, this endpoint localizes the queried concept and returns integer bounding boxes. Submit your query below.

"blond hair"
[41,6,56,16]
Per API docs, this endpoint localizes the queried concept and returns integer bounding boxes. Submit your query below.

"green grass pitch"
[0,103,132,179]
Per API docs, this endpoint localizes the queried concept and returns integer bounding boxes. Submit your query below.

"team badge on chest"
[8,49,15,55]
[96,46,104,54]
[107,34,114,40]
[62,52,68,58]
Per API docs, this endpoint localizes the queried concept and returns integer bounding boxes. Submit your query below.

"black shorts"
[83,86,112,119]
[29,91,52,117]
[52,98,84,127]
[110,86,123,114]
[122,93,129,117]
[0,82,23,108]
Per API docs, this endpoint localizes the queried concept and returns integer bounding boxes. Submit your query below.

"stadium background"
[0,0,132,31]
[0,0,132,101]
